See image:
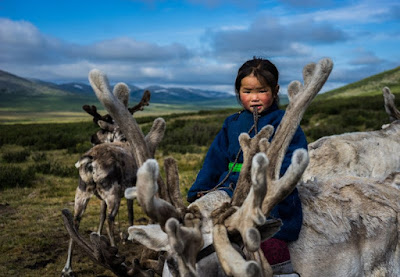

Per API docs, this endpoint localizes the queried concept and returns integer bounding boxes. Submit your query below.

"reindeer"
[302,86,400,181]
[62,59,400,277]
[286,86,400,276]
[61,80,165,276]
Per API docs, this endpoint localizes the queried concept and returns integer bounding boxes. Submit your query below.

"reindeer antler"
[134,159,181,227]
[89,69,151,165]
[84,82,150,129]
[83,104,114,124]
[267,58,333,181]
[129,90,151,114]
[61,209,154,277]
[164,206,204,277]
[383,87,400,122]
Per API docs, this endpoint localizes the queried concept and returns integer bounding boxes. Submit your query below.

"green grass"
[0,142,202,276]
[0,108,230,276]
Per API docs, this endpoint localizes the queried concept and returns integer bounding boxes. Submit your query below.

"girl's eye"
[242,90,251,94]
[259,90,268,93]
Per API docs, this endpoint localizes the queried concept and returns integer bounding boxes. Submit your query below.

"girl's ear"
[275,84,280,94]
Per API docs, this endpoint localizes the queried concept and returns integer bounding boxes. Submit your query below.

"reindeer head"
[83,83,151,145]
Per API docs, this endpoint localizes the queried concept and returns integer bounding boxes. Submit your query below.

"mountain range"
[0,69,237,106]
[1,65,399,124]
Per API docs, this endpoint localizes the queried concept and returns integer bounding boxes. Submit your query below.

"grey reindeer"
[61,78,165,276]
[62,59,400,277]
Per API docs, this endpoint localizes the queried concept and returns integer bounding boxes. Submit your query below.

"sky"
[0,0,399,94]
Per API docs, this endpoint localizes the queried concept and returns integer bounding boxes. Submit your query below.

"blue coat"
[187,103,308,242]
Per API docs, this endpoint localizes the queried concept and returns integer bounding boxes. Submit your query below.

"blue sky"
[0,0,399,94]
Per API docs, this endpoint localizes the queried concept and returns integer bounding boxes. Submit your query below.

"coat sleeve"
[271,125,308,242]
[187,119,231,203]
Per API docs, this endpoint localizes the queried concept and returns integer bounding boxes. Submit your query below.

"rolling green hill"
[300,66,400,142]
[316,66,400,100]
[0,70,71,96]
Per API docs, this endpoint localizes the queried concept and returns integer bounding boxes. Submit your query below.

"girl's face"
[239,74,276,113]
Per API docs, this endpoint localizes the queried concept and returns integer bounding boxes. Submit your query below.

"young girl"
[187,57,307,276]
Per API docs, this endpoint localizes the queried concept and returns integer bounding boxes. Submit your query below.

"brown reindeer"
[62,60,400,277]
[61,80,164,276]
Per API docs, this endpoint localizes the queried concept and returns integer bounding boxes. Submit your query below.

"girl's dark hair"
[234,57,280,105]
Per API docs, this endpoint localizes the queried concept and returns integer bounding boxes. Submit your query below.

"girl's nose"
[250,92,259,101]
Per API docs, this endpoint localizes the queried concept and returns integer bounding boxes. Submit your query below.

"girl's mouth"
[251,105,262,110]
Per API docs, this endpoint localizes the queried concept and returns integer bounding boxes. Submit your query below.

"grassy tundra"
[0,65,399,276]
[0,110,234,276]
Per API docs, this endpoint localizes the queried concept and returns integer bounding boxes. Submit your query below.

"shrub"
[0,122,98,151]
[48,163,77,177]
[0,165,35,190]
[33,162,77,177]
[2,149,31,163]
[31,152,47,162]
[67,141,92,154]
[160,119,221,151]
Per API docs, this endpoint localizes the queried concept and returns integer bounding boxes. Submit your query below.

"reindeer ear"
[98,120,115,131]
[128,224,170,252]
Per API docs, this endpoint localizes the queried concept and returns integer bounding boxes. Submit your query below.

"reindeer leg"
[98,200,107,235]
[127,198,134,226]
[105,195,120,247]
[62,188,91,276]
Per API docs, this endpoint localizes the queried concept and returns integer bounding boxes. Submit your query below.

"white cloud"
[349,48,384,66]
[206,16,347,62]
[0,18,41,45]
[310,2,397,24]
[84,37,191,62]
[140,67,172,78]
